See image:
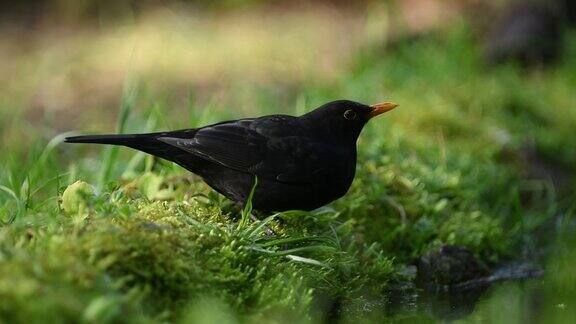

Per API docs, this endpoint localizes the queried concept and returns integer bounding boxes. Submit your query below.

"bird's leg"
[233,202,275,236]
[250,213,276,237]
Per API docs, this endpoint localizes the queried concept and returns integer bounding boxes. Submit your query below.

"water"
[335,259,576,323]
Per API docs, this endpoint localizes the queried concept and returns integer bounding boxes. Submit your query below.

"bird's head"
[301,100,398,143]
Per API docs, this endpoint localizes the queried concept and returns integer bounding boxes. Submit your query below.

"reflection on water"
[342,280,542,323]
[420,284,489,321]
[335,259,576,323]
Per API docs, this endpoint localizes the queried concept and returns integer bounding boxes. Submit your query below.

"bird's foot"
[250,214,276,236]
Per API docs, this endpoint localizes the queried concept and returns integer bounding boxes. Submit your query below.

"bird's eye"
[343,110,357,120]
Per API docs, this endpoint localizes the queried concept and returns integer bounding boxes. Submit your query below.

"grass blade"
[98,77,138,190]
[238,176,258,230]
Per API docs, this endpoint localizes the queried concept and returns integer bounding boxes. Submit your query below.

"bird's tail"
[65,133,154,145]
[65,132,181,163]
[64,130,204,172]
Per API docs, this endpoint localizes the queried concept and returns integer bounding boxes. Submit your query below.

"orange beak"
[369,102,398,118]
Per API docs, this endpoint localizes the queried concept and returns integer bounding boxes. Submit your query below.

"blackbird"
[65,100,397,212]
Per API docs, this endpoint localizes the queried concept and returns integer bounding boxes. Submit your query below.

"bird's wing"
[157,118,338,184]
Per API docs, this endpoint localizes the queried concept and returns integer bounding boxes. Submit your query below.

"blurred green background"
[1,0,575,323]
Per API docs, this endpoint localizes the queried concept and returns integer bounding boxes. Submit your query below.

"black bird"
[65,100,397,212]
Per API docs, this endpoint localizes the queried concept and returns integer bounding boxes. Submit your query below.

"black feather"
[65,100,391,212]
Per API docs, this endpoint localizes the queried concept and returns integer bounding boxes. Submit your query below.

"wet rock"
[415,246,544,320]
[415,245,489,288]
[415,245,491,320]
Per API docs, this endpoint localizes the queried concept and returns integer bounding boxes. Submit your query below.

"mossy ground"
[1,23,575,323]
